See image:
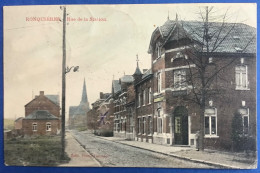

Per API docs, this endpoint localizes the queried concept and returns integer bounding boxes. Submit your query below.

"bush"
[94,129,113,137]
[231,112,256,152]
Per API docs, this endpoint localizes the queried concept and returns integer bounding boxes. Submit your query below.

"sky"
[3,3,256,120]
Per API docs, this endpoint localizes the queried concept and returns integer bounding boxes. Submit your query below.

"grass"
[4,135,70,166]
[4,119,14,130]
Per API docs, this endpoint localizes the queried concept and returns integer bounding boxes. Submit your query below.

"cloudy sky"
[4,3,256,120]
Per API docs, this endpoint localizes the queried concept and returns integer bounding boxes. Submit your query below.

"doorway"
[173,106,188,145]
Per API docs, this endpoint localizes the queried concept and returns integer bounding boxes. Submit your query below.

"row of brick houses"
[87,17,256,151]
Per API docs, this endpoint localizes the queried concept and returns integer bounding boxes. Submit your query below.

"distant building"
[23,91,60,136]
[14,117,24,130]
[87,92,114,134]
[68,79,90,129]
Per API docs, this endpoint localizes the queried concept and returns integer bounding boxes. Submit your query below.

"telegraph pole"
[61,6,66,159]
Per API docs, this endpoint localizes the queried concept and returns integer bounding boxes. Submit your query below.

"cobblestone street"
[71,130,216,168]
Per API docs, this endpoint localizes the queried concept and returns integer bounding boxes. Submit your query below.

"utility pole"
[61,6,66,159]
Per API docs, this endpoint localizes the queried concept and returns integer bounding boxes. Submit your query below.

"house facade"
[23,91,61,136]
[94,17,256,151]
[146,18,256,150]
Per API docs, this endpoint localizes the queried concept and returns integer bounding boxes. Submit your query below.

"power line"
[5,22,61,31]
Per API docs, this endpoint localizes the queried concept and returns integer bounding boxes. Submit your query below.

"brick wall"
[22,119,60,136]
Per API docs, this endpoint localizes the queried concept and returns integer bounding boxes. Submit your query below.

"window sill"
[204,135,219,138]
[148,134,153,137]
[235,87,250,91]
[46,130,51,132]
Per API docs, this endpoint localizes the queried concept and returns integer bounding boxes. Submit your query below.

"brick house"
[22,91,61,136]
[146,18,256,150]
[134,66,154,143]
[113,75,134,138]
[87,92,114,134]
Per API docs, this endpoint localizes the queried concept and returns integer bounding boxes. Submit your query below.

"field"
[4,119,14,130]
[4,135,70,166]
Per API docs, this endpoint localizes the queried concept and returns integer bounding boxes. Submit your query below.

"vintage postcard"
[3,3,257,168]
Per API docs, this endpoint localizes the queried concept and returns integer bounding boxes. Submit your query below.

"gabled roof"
[24,110,58,120]
[25,94,60,107]
[69,106,78,117]
[149,20,256,54]
[15,117,24,122]
[142,69,152,79]
[45,95,59,106]
[112,80,121,94]
[120,75,134,83]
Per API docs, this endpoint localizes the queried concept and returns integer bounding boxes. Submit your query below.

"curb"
[69,132,102,167]
[94,135,241,169]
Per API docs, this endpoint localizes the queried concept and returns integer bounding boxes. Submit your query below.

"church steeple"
[133,54,142,83]
[133,54,142,76]
[80,78,88,104]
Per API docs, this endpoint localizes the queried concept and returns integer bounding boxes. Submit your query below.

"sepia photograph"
[3,3,257,169]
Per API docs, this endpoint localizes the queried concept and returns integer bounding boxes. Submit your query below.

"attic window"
[234,47,243,52]
[233,36,240,40]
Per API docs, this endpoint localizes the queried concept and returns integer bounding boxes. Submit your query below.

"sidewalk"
[96,135,257,169]
[59,131,101,167]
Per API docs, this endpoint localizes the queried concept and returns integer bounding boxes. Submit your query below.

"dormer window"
[157,46,161,58]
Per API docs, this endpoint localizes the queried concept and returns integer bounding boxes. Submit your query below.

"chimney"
[100,92,104,99]
[40,91,44,96]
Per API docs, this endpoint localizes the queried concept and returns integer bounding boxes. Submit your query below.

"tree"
[231,111,243,151]
[177,7,256,151]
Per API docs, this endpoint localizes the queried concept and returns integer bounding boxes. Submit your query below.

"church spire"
[80,78,88,104]
[134,54,142,75]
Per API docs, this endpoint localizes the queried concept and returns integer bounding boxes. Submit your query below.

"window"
[204,108,217,136]
[174,69,187,89]
[238,107,249,135]
[175,117,181,133]
[157,109,162,133]
[148,116,152,135]
[148,87,152,104]
[157,72,162,93]
[235,65,248,90]
[138,93,141,107]
[46,123,51,131]
[32,123,37,131]
[138,118,141,134]
[157,45,161,58]
[143,117,146,134]
[143,90,146,106]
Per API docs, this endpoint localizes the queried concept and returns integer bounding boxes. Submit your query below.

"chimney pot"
[40,91,44,96]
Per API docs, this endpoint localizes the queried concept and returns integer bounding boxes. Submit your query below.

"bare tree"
[176,6,256,151]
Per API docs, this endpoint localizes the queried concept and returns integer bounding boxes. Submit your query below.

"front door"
[174,106,188,145]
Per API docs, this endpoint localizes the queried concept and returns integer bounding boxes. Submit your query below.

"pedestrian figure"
[195,130,200,151]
